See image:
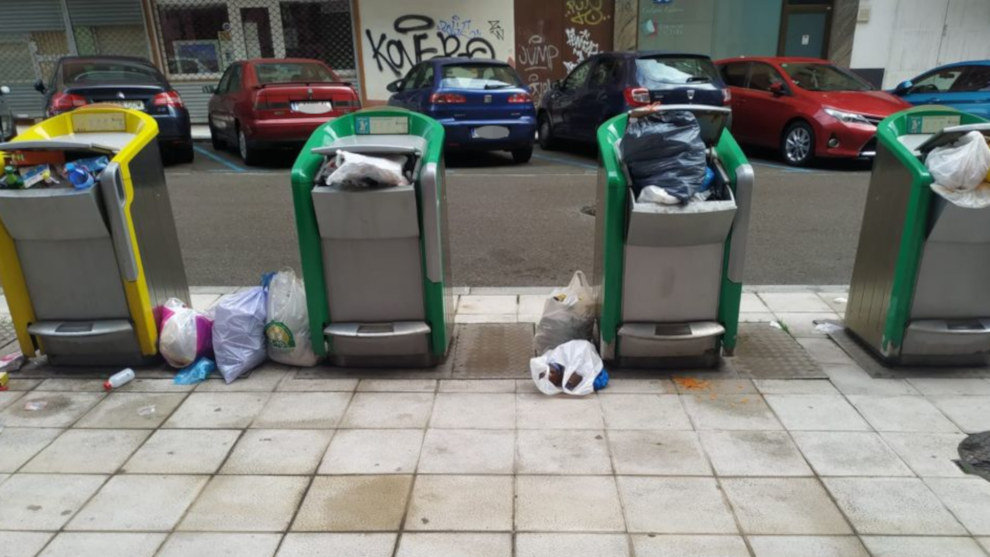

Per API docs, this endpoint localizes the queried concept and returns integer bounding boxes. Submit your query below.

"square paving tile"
[672,379,757,395]
[276,377,359,392]
[38,532,166,557]
[0,392,103,427]
[396,533,511,557]
[179,475,309,532]
[925,478,990,535]
[117,378,195,393]
[848,395,959,433]
[748,536,869,557]
[0,391,24,411]
[699,430,812,476]
[276,533,397,557]
[318,429,423,474]
[931,396,990,433]
[357,379,437,392]
[907,378,990,396]
[67,474,207,531]
[517,533,631,557]
[763,394,870,431]
[0,427,62,472]
[880,432,967,477]
[516,393,604,429]
[601,378,675,394]
[196,368,289,392]
[823,477,966,535]
[759,292,832,312]
[518,294,547,316]
[617,476,736,534]
[429,393,515,429]
[741,292,770,312]
[251,392,351,428]
[631,535,749,557]
[406,475,513,531]
[122,429,240,474]
[861,536,988,557]
[681,394,783,430]
[457,295,517,314]
[791,431,913,476]
[516,429,611,474]
[600,394,693,430]
[0,473,106,530]
[824,365,919,396]
[753,379,839,395]
[721,478,851,534]
[74,393,187,428]
[772,312,840,338]
[516,475,624,532]
[163,393,270,429]
[222,429,333,474]
[419,429,514,474]
[341,393,434,428]
[157,533,282,557]
[796,338,857,366]
[35,379,106,392]
[609,430,710,475]
[0,531,54,557]
[438,379,515,393]
[22,429,149,473]
[293,475,411,531]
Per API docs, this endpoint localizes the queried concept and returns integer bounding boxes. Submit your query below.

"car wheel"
[511,145,533,164]
[174,139,195,164]
[538,113,557,150]
[209,120,224,150]
[237,126,260,166]
[781,121,815,167]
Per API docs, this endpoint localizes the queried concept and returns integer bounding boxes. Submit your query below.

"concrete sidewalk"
[2,286,990,557]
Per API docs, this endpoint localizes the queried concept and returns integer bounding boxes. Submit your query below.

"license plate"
[472,125,509,139]
[291,101,333,114]
[105,100,144,110]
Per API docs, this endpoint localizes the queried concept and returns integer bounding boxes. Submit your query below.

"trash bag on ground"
[530,340,605,396]
[326,150,410,189]
[533,271,596,356]
[621,110,707,203]
[265,268,319,367]
[159,298,213,368]
[213,286,268,383]
[174,357,216,385]
[926,131,990,192]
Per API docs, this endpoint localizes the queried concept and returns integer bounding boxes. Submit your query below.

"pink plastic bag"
[159,298,213,368]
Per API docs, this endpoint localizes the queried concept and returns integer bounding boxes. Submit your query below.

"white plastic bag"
[213,287,268,384]
[326,150,410,189]
[533,271,596,356]
[265,268,319,367]
[530,340,603,396]
[159,298,212,369]
[926,131,990,192]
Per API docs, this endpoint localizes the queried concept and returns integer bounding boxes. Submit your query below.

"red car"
[205,58,360,164]
[715,56,911,166]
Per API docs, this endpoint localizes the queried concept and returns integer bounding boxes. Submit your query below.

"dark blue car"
[538,51,728,148]
[892,60,990,120]
[386,58,536,163]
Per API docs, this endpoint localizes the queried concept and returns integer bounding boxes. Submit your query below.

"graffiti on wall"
[565,0,608,25]
[364,15,497,77]
[562,27,600,73]
[517,34,561,104]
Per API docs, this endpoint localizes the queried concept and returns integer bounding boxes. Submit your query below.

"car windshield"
[255,62,337,84]
[62,60,162,85]
[440,64,521,89]
[781,63,874,92]
[635,56,720,88]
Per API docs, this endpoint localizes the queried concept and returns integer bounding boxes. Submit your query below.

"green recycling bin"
[846,105,990,365]
[594,105,754,367]
[291,108,454,367]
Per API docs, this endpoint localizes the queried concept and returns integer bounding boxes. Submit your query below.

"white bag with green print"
[265,268,319,367]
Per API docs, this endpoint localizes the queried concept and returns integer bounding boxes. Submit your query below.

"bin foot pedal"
[324,321,434,368]
[901,319,990,364]
[616,321,724,367]
[28,319,147,366]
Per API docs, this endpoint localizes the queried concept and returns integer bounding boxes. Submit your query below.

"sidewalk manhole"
[730,323,826,379]
[452,323,534,379]
[959,432,990,482]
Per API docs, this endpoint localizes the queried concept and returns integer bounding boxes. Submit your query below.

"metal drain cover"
[452,323,534,378]
[959,432,990,482]
[730,323,826,379]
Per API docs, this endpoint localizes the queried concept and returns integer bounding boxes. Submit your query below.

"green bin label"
[906,115,961,134]
[355,116,409,135]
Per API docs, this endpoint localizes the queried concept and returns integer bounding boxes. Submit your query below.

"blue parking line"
[193,145,246,173]
[532,152,598,170]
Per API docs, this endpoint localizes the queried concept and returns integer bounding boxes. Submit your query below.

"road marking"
[532,152,599,170]
[193,145,246,173]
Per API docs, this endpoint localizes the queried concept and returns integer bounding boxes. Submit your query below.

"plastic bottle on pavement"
[104,368,135,391]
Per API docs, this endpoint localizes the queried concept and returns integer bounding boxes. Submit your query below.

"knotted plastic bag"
[265,268,319,367]
[159,298,213,369]
[213,287,267,383]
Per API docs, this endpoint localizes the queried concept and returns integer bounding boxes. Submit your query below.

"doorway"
[778,0,833,58]
[240,7,274,59]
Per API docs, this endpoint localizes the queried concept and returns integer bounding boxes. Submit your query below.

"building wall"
[636,0,782,59]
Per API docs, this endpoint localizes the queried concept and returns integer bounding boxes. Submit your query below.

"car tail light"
[50,92,87,113]
[723,88,732,104]
[507,92,532,104]
[152,90,184,108]
[623,87,651,107]
[430,92,466,104]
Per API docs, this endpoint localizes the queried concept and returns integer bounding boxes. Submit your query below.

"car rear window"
[635,56,720,88]
[780,63,874,92]
[255,62,338,84]
[440,64,521,90]
[61,60,163,85]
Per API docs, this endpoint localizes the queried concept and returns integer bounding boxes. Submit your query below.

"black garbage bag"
[621,110,707,202]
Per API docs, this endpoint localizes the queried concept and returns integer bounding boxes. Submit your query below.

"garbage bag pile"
[621,110,708,205]
[926,130,990,209]
[323,150,410,189]
[1,154,108,190]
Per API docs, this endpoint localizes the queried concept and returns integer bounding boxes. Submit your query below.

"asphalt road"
[166,141,869,286]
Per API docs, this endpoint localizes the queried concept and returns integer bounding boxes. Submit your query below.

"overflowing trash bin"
[594,105,754,367]
[291,108,454,367]
[0,106,189,365]
[846,105,990,365]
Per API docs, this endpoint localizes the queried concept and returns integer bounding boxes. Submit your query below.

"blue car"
[386,57,536,163]
[892,61,990,119]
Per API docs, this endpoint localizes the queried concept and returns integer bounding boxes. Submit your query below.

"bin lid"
[628,104,731,147]
[0,132,134,155]
[312,134,427,157]
[917,123,990,155]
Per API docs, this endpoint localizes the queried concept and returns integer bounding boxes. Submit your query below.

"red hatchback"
[206,58,360,164]
[715,57,911,166]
